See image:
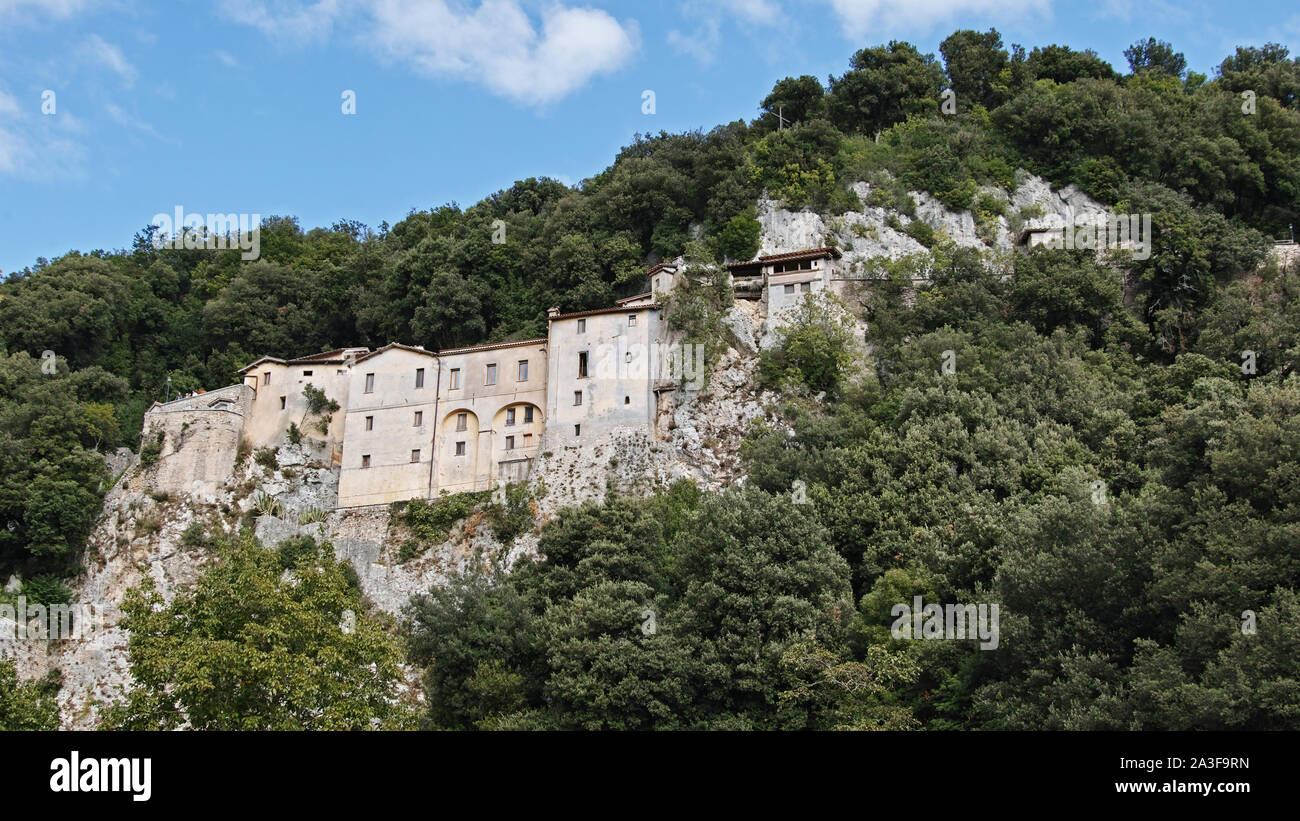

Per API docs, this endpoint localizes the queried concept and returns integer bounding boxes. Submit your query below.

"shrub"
[139,428,164,467]
[253,493,283,519]
[303,384,340,435]
[395,491,490,561]
[133,513,163,539]
[973,192,1007,244]
[254,447,278,471]
[19,574,72,607]
[276,534,319,570]
[664,264,733,389]
[487,483,533,543]
[714,211,761,261]
[903,219,936,247]
[759,292,859,395]
[180,522,213,549]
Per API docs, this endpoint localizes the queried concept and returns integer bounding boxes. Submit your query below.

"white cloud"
[82,34,137,86]
[218,0,639,105]
[366,0,639,105]
[0,87,86,179]
[0,0,97,22]
[214,49,241,68]
[668,0,782,64]
[104,101,173,143]
[822,0,1051,40]
[667,19,720,63]
[721,0,781,25]
[218,0,347,44]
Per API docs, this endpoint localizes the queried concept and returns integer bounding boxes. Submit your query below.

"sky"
[1,0,1298,276]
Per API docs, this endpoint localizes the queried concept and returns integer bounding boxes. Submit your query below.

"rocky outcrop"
[23,439,522,728]
[756,171,1111,279]
[530,347,783,516]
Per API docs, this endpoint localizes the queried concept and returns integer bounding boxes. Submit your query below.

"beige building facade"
[141,248,837,508]
[432,338,548,496]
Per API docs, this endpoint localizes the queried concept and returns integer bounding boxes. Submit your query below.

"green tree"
[829,41,946,136]
[940,28,1010,110]
[106,534,414,730]
[0,661,60,730]
[1125,37,1188,79]
[760,75,827,129]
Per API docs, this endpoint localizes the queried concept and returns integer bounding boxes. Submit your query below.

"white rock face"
[19,444,526,728]
[756,172,1109,280]
[528,347,784,519]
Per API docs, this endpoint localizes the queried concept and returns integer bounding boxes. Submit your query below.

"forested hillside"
[2,30,1299,729]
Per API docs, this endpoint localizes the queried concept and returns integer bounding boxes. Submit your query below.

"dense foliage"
[0,659,60,730]
[412,243,1298,729]
[105,532,414,730]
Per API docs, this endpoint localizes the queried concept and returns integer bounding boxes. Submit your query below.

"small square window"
[280,396,286,410]
[413,411,423,427]
[801,282,811,292]
[574,424,581,436]
[505,435,515,450]
[361,454,371,468]
[302,370,313,377]
[365,416,373,431]
[411,449,421,463]
[485,363,497,385]
[517,360,528,381]
[415,368,425,388]
[624,396,630,405]
[449,369,461,389]
[628,313,637,326]
[364,373,375,393]
[263,372,271,386]
[456,412,467,432]
[783,284,795,294]
[577,352,588,378]
[523,433,533,447]
[506,408,516,426]
[577,319,586,333]
[574,391,582,406]
[455,441,466,456]
[524,406,534,423]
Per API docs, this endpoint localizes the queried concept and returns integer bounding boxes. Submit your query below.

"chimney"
[547,306,560,318]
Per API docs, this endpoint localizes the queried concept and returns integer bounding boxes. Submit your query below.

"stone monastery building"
[141,247,848,508]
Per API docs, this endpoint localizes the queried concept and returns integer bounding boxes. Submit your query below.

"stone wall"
[139,384,252,500]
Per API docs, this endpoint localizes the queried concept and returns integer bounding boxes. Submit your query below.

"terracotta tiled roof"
[645,262,677,276]
[725,246,842,268]
[615,291,653,305]
[548,304,659,321]
[287,347,369,364]
[438,338,547,355]
[237,356,287,373]
[354,342,436,364]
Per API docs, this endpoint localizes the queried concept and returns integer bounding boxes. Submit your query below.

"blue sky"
[1,0,1297,276]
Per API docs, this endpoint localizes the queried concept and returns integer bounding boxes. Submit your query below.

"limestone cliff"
[8,173,1115,728]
